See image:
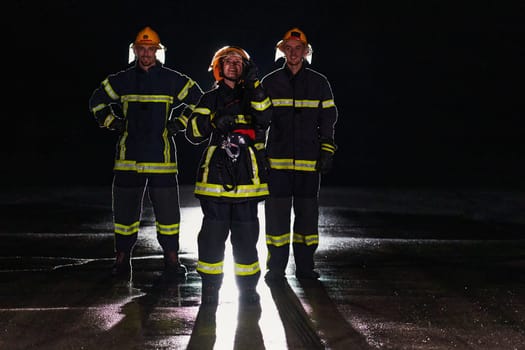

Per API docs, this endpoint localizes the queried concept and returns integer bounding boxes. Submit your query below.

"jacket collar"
[135,60,162,74]
[283,60,308,78]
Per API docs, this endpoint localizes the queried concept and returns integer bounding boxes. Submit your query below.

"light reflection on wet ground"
[0,186,524,349]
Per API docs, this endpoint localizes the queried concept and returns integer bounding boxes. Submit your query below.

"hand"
[242,59,259,87]
[109,118,125,133]
[316,151,334,174]
[213,114,236,133]
[167,119,183,137]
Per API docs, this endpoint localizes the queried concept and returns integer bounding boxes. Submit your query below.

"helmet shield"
[274,43,313,64]
[128,43,165,64]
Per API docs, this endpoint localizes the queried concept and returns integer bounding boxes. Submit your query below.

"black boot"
[163,251,187,278]
[201,283,220,305]
[111,251,131,278]
[239,287,260,305]
[264,269,286,285]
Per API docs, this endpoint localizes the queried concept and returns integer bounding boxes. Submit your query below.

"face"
[221,53,244,82]
[134,45,158,70]
[282,40,308,67]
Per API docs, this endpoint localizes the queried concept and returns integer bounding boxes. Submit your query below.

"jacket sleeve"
[318,78,338,154]
[169,76,204,131]
[249,82,272,146]
[185,93,214,145]
[88,73,124,129]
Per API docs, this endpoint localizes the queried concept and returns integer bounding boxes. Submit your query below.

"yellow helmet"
[209,46,250,82]
[133,26,161,48]
[275,27,313,63]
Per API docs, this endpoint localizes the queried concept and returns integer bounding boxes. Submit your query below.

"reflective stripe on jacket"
[89,61,203,174]
[186,80,272,201]
[261,63,338,172]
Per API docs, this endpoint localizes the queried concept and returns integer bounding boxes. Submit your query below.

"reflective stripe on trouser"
[113,185,145,253]
[231,220,261,290]
[148,186,181,252]
[264,196,293,272]
[196,219,230,286]
[292,197,319,273]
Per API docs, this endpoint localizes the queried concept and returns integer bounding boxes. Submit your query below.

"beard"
[139,56,156,69]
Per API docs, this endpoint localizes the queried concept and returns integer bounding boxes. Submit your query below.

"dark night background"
[4,1,524,189]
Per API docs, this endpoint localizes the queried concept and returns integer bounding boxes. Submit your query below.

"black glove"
[109,118,125,133]
[167,119,184,137]
[242,59,259,88]
[316,151,334,174]
[213,114,236,133]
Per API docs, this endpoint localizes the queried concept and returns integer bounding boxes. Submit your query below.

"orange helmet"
[276,27,308,50]
[133,26,161,48]
[129,26,166,64]
[209,46,250,82]
[275,27,313,63]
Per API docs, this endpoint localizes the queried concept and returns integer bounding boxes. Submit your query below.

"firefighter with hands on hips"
[185,46,272,305]
[261,27,338,283]
[88,26,204,279]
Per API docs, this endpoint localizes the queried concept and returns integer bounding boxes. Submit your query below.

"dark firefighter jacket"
[185,80,272,202]
[89,61,203,174]
[261,63,338,172]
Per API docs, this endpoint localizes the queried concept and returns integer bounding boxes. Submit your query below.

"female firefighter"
[185,46,272,305]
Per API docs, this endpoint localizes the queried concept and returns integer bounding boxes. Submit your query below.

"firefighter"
[88,26,204,279]
[261,28,338,282]
[185,46,272,304]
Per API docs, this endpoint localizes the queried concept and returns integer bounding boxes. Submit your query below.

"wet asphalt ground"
[0,185,524,350]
